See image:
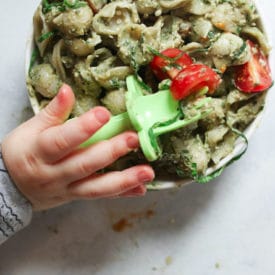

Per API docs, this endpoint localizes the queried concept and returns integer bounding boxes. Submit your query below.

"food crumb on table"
[111,208,155,232]
[112,218,133,232]
[165,256,173,266]
[47,225,59,235]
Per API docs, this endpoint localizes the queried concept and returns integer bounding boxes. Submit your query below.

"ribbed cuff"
[0,152,32,244]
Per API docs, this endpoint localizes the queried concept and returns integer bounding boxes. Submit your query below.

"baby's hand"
[1,85,154,210]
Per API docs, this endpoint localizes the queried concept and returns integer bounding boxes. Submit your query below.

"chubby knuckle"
[51,195,64,202]
[110,146,122,161]
[38,179,52,189]
[86,190,102,199]
[37,132,47,148]
[35,170,53,186]
[79,122,92,138]
[19,152,41,176]
[53,130,70,151]
[77,161,93,176]
[109,141,125,161]
[78,116,95,137]
[72,189,100,199]
[119,178,134,193]
[25,153,38,170]
[40,107,59,124]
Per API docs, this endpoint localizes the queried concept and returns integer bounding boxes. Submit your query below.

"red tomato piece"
[234,40,272,93]
[170,64,221,100]
[150,48,193,80]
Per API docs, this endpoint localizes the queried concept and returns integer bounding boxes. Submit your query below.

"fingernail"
[138,171,153,183]
[127,135,139,149]
[94,108,110,124]
[56,85,66,103]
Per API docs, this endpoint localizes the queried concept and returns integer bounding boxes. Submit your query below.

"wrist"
[0,148,32,242]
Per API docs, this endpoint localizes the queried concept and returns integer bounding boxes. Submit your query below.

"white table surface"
[0,1,275,274]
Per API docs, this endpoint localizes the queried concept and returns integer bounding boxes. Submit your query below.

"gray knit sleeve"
[0,152,32,244]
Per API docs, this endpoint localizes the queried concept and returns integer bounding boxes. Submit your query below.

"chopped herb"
[42,0,87,14]
[187,47,209,54]
[178,127,248,183]
[38,30,56,43]
[158,79,172,90]
[148,47,183,63]
[109,78,125,89]
[29,47,40,74]
[148,113,182,159]
[148,46,188,74]
[135,75,152,93]
[164,63,182,71]
[129,46,140,74]
[232,41,247,61]
[207,31,216,40]
[148,129,162,158]
[64,0,87,9]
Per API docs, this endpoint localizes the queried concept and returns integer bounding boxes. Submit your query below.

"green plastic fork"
[81,75,211,161]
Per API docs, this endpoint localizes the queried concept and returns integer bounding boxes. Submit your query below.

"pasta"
[92,2,140,35]
[52,5,94,36]
[29,63,62,98]
[28,0,271,182]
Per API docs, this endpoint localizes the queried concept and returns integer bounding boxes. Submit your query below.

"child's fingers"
[67,165,154,199]
[52,131,139,184]
[38,107,110,163]
[118,184,147,197]
[33,84,75,131]
[107,185,147,199]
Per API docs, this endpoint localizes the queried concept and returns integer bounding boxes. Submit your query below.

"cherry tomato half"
[234,40,272,93]
[150,48,193,80]
[170,64,221,100]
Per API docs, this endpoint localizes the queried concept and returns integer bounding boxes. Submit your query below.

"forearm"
[0,151,32,244]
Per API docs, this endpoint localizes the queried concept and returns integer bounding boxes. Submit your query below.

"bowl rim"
[25,2,274,190]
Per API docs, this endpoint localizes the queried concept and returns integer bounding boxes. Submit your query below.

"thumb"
[34,84,75,130]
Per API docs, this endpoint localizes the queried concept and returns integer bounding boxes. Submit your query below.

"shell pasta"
[28,0,272,182]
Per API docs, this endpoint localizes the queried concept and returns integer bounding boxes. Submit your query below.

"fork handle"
[80,112,133,148]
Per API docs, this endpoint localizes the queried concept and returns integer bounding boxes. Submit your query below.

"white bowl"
[25,2,273,190]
